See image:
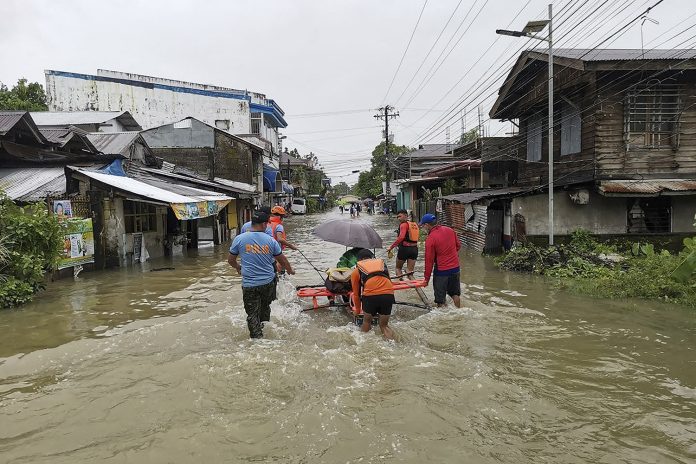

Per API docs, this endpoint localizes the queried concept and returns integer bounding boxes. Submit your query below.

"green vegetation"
[0,194,63,308]
[0,79,48,111]
[353,141,411,198]
[496,229,696,308]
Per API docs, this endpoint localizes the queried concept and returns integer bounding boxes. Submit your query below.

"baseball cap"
[419,213,437,225]
[251,211,270,224]
[271,205,287,215]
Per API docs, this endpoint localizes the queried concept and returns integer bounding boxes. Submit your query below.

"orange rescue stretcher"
[297,279,429,322]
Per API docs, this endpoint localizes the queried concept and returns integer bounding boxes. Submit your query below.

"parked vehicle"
[291,198,307,215]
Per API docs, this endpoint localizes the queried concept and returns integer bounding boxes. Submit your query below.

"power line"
[382,0,430,104]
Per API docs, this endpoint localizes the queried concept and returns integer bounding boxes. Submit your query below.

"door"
[485,207,504,254]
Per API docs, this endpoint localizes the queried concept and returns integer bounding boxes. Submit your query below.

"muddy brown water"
[1,211,695,463]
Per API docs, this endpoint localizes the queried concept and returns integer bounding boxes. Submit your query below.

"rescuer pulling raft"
[296,218,430,328]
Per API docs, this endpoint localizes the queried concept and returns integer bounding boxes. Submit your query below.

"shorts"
[396,245,418,261]
[433,273,461,304]
[361,294,395,316]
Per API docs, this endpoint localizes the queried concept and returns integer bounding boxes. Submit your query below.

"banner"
[170,200,230,220]
[58,218,95,269]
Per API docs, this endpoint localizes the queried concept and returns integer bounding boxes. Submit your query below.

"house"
[44,69,287,156]
[483,48,696,246]
[141,117,262,227]
[279,150,313,197]
[394,143,461,179]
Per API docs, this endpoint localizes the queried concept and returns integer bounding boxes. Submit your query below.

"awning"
[598,180,696,197]
[68,167,232,220]
[442,187,533,204]
[263,164,278,192]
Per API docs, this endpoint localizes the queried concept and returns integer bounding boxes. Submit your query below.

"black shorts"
[433,273,461,304]
[361,294,395,316]
[397,245,418,261]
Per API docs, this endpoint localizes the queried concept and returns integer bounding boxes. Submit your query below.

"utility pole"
[375,105,399,199]
[496,3,554,245]
[478,105,484,188]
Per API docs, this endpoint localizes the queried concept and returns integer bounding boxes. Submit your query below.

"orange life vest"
[356,259,390,287]
[406,221,420,243]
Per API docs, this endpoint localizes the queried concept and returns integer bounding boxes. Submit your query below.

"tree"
[0,79,48,111]
[334,181,350,196]
[352,141,411,198]
[458,128,479,145]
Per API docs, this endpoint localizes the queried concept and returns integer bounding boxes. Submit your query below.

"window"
[215,119,230,130]
[625,85,681,149]
[561,103,581,156]
[526,116,542,161]
[627,197,671,234]
[123,200,158,233]
[250,112,262,135]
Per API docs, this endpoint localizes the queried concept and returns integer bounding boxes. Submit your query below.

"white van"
[291,198,307,215]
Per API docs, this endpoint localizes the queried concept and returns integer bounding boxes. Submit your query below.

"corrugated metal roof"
[535,48,696,62]
[0,112,26,135]
[17,174,67,202]
[0,168,65,200]
[443,187,532,204]
[599,179,696,196]
[86,132,140,155]
[30,111,142,130]
[69,167,232,204]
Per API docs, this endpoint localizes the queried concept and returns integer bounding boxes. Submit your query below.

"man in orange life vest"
[351,249,395,340]
[270,206,298,251]
[387,209,420,279]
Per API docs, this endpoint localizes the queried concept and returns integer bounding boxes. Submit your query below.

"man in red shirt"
[386,209,420,279]
[420,213,462,308]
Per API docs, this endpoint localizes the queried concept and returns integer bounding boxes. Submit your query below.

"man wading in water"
[228,211,294,338]
[351,249,395,340]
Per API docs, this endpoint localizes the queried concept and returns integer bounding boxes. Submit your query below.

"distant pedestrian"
[350,204,356,218]
[228,210,295,338]
[339,204,344,214]
[351,249,395,340]
[419,213,461,308]
[387,209,420,279]
[356,203,361,216]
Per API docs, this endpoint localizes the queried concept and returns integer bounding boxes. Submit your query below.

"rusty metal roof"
[598,180,696,196]
[443,187,533,204]
[0,168,65,200]
[86,132,141,156]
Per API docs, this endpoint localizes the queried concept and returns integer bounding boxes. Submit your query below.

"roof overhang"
[598,179,696,197]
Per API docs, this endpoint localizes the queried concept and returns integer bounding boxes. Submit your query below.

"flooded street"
[1,211,695,463]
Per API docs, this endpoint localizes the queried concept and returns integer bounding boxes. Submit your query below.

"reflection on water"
[0,210,695,463]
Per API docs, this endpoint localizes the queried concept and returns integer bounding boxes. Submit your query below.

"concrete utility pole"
[496,4,554,245]
[374,105,399,199]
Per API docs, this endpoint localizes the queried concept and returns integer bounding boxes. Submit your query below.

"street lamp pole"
[496,4,554,245]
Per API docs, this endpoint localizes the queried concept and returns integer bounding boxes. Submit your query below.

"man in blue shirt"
[228,211,294,338]
[240,206,273,236]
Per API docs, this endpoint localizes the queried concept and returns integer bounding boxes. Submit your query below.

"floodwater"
[1,211,695,463]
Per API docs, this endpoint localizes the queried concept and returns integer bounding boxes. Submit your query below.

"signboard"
[53,200,73,220]
[381,182,398,196]
[132,232,143,262]
[170,200,230,220]
[58,218,95,269]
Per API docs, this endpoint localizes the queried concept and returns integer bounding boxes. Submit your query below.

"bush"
[0,194,63,308]
[496,229,696,308]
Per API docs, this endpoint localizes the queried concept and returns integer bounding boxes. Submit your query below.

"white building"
[44,69,287,157]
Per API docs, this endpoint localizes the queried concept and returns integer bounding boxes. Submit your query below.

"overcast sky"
[2,0,694,184]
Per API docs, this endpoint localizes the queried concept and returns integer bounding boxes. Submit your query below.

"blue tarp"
[263,164,278,192]
[99,159,126,176]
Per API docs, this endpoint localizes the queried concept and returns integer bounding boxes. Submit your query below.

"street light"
[497,4,555,245]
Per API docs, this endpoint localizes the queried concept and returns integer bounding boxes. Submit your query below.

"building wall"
[45,70,282,152]
[672,196,696,233]
[512,190,627,235]
[213,130,254,184]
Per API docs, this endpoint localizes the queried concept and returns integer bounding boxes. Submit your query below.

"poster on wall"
[132,233,143,262]
[53,200,73,220]
[58,218,95,269]
[170,199,230,220]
